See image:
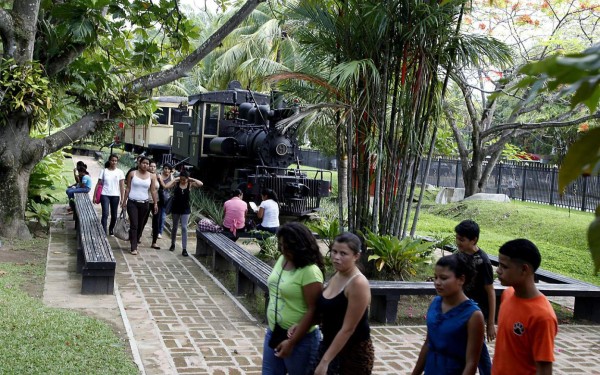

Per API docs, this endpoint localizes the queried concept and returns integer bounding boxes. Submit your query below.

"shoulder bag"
[93,169,105,204]
[268,262,289,349]
[114,210,130,241]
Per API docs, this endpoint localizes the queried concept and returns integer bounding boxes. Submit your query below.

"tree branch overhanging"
[130,0,266,92]
[43,111,106,153]
[480,111,600,138]
[45,43,88,77]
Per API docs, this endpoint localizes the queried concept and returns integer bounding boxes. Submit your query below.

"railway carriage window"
[172,108,184,124]
[155,107,168,125]
[205,104,219,134]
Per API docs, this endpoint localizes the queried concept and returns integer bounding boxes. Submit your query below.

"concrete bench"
[73,193,116,294]
[369,280,600,323]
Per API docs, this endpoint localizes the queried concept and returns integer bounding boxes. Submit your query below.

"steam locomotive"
[124,81,331,216]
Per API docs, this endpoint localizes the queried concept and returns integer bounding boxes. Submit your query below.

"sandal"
[130,250,139,255]
[151,245,160,249]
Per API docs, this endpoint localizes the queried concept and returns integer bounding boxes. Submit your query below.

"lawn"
[0,259,137,374]
[413,199,599,285]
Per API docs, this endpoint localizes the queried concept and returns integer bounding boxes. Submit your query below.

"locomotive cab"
[170,81,331,216]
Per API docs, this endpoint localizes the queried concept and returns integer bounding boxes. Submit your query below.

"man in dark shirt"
[455,219,495,375]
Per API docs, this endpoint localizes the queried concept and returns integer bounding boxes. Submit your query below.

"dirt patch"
[0,225,49,299]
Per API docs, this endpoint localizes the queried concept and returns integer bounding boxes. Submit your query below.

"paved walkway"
[42,155,600,374]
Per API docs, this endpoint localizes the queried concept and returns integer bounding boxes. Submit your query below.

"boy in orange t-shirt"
[493,239,558,375]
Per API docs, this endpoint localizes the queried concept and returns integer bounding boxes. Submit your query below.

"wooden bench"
[486,254,597,287]
[369,280,600,324]
[196,230,272,297]
[73,193,116,294]
[194,233,600,324]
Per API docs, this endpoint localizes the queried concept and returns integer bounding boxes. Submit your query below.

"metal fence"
[420,158,600,212]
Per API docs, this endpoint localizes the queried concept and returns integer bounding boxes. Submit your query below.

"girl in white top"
[122,156,158,255]
[99,154,125,236]
[257,188,280,234]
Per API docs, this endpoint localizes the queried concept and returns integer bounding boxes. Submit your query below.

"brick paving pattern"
[42,155,600,374]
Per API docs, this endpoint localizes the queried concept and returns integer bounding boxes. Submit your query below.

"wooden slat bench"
[486,254,597,287]
[73,193,116,294]
[194,233,600,324]
[196,230,272,297]
[369,280,600,324]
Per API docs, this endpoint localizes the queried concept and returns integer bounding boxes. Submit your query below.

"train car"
[171,81,332,216]
[122,96,192,159]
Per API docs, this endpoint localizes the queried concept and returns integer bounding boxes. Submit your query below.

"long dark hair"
[277,222,324,276]
[436,252,477,289]
[261,188,278,203]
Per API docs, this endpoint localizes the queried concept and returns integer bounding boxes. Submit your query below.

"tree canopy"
[0,0,265,238]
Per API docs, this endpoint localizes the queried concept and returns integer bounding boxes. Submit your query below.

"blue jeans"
[171,213,189,250]
[100,195,120,235]
[262,327,320,375]
[66,187,90,209]
[158,206,167,235]
[479,341,491,375]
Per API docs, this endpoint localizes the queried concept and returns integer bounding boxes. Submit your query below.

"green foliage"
[244,232,280,263]
[362,229,433,280]
[190,190,224,225]
[516,43,600,269]
[25,202,53,228]
[0,263,137,373]
[0,58,51,122]
[27,151,69,226]
[519,43,600,113]
[305,217,340,249]
[28,151,69,205]
[558,127,600,193]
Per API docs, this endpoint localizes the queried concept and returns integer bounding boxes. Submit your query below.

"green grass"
[413,199,599,285]
[0,263,138,374]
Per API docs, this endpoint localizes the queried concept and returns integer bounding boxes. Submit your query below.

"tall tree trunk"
[0,0,264,238]
[0,118,38,239]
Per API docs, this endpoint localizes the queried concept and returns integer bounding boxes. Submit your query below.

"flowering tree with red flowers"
[446,0,600,196]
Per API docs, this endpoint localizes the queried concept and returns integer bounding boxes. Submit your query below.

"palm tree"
[272,0,511,237]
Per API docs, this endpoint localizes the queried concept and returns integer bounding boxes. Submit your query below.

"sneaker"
[169,245,175,251]
[157,234,162,239]
[182,249,188,257]
[109,231,114,237]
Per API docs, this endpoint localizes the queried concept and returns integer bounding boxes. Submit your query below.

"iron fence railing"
[420,158,600,212]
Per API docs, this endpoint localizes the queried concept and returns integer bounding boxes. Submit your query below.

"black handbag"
[268,261,288,349]
[269,323,288,349]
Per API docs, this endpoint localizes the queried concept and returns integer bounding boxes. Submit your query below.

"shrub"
[362,229,434,280]
[27,151,69,226]
[190,190,224,226]
[305,217,340,249]
[243,231,280,263]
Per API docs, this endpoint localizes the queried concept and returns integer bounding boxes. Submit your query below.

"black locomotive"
[169,81,331,216]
